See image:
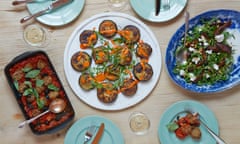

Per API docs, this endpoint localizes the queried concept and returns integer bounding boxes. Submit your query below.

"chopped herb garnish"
[48,84,59,91]
[25,69,40,78]
[36,79,44,87]
[13,80,19,90]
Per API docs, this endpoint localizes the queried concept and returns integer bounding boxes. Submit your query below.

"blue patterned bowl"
[165,9,240,93]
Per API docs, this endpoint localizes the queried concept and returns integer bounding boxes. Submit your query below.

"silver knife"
[12,0,34,6]
[20,0,73,23]
[155,0,161,15]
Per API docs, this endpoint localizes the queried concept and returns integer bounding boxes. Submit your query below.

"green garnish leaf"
[36,98,45,109]
[22,67,32,73]
[36,79,44,87]
[48,84,59,91]
[24,81,32,87]
[13,80,19,90]
[166,122,179,132]
[23,88,33,96]
[25,69,40,78]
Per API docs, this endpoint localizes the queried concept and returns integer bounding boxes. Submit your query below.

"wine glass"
[23,24,50,48]
[108,0,128,11]
[129,112,150,135]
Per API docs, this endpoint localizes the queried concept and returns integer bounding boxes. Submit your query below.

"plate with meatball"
[64,12,162,110]
[158,100,219,144]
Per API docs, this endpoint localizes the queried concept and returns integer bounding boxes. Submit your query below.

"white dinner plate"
[64,12,162,110]
[158,100,219,144]
[64,115,124,144]
[130,0,188,22]
[26,0,85,26]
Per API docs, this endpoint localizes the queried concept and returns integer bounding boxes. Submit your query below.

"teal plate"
[158,100,219,144]
[27,0,85,26]
[130,0,187,22]
[64,115,124,144]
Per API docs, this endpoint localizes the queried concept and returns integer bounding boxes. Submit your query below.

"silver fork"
[83,124,96,144]
[163,0,170,10]
[184,107,227,144]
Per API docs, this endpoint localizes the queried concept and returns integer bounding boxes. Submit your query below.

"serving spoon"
[18,98,66,128]
[176,11,190,63]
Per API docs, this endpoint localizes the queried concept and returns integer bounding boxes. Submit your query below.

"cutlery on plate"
[163,0,170,10]
[20,0,73,23]
[83,123,97,144]
[176,11,189,63]
[184,11,190,46]
[155,0,161,15]
[12,0,34,5]
[91,123,105,144]
[185,108,227,144]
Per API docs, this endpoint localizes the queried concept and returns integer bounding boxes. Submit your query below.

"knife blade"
[20,0,73,23]
[91,123,105,144]
[155,0,161,15]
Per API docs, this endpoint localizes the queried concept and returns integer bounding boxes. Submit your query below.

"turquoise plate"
[64,115,125,144]
[158,100,219,144]
[130,0,187,22]
[27,0,85,26]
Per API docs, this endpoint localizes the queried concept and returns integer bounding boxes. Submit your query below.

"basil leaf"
[32,88,39,98]
[22,67,32,73]
[24,81,32,87]
[166,122,179,132]
[36,79,44,87]
[25,69,40,78]
[48,84,59,91]
[36,98,45,109]
[14,80,19,90]
[23,88,33,96]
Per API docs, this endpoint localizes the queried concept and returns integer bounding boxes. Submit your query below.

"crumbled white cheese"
[189,47,195,52]
[213,64,219,70]
[179,70,185,76]
[215,34,225,43]
[205,73,210,79]
[201,35,206,41]
[203,42,209,46]
[189,73,196,81]
[192,57,200,64]
[181,60,187,65]
[206,50,212,54]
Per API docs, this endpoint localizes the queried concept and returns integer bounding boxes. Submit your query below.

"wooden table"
[0,0,240,143]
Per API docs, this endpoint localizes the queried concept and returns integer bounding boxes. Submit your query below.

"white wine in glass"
[108,0,128,11]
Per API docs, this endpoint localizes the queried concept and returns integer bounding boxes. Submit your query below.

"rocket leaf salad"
[174,18,235,85]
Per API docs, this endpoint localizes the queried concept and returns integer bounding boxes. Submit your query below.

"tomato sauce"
[6,51,74,134]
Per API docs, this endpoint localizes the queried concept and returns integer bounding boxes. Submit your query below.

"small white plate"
[130,0,188,22]
[27,0,85,26]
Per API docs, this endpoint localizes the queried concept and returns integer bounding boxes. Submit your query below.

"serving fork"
[83,124,97,144]
[184,107,227,144]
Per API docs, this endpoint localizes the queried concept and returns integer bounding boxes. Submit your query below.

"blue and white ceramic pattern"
[165,9,240,93]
